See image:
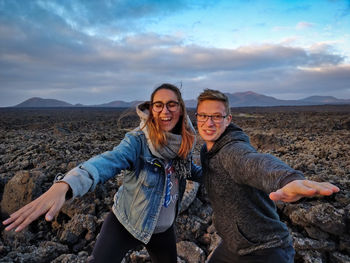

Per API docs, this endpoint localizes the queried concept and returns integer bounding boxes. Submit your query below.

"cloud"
[273,21,313,32]
[309,41,340,53]
[181,64,350,100]
[296,21,314,30]
[0,0,349,106]
[0,0,218,39]
[279,36,299,45]
[279,65,350,98]
[1,26,348,106]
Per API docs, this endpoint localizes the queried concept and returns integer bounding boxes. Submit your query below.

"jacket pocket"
[141,159,163,188]
[235,222,257,246]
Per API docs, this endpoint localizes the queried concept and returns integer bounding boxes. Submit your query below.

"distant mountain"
[185,91,286,107]
[13,93,350,108]
[14,97,73,107]
[96,100,142,108]
[218,92,350,107]
[184,92,350,107]
[300,96,349,104]
[225,91,283,107]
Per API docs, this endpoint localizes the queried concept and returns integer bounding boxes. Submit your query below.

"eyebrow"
[197,112,224,115]
[152,100,179,103]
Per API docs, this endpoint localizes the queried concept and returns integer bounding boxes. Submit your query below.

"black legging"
[87,211,177,263]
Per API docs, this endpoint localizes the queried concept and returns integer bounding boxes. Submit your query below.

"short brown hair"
[196,89,231,115]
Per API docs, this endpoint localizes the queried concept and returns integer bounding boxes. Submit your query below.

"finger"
[5,207,41,231]
[14,215,37,232]
[303,181,339,196]
[4,221,19,231]
[269,189,288,201]
[45,200,63,221]
[6,198,51,232]
[4,203,38,231]
[269,192,281,201]
[2,217,14,226]
[5,213,29,231]
[318,182,340,190]
[317,182,340,193]
[298,187,317,196]
[3,202,35,226]
[330,184,340,192]
[291,181,317,196]
[13,202,51,232]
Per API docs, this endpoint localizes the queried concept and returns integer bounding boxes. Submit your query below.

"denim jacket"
[62,129,201,244]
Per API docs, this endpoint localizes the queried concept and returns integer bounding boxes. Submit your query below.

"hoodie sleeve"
[220,141,305,193]
[62,132,142,197]
[189,161,202,183]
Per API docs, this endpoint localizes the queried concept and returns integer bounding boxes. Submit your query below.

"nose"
[205,117,215,126]
[161,105,170,114]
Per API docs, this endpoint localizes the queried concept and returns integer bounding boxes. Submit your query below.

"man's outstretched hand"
[269,180,340,203]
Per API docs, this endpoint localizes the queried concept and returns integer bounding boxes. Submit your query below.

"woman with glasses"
[3,83,201,263]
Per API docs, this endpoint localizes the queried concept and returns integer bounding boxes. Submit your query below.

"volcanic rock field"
[0,105,349,263]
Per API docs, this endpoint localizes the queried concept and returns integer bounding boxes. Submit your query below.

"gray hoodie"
[200,123,304,255]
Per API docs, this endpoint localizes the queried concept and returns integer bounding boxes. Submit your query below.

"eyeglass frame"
[151,100,180,113]
[195,113,228,123]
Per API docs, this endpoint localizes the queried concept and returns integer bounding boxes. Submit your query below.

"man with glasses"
[195,89,339,263]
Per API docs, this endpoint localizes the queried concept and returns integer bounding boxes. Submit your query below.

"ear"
[225,114,232,127]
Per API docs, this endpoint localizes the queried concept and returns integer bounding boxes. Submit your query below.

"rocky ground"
[0,105,349,263]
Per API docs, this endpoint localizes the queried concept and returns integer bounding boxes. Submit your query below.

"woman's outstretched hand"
[269,179,340,203]
[2,182,70,232]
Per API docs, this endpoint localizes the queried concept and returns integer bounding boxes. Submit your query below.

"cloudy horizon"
[1,0,349,107]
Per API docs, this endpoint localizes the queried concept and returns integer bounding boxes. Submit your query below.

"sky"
[0,0,350,107]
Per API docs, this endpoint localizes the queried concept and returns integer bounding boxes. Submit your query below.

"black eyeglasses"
[195,113,227,123]
[152,101,180,113]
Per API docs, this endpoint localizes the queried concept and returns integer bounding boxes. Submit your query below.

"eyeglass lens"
[152,101,179,112]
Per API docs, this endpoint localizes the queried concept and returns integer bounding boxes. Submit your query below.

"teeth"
[161,117,171,121]
[204,130,215,135]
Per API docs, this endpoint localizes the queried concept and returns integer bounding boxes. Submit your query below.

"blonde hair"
[146,83,195,159]
[196,89,231,115]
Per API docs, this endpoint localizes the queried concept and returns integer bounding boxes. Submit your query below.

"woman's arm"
[3,182,69,232]
[64,132,142,197]
[3,131,142,232]
[189,161,202,183]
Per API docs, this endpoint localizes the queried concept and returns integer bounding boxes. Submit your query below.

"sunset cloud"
[0,0,349,106]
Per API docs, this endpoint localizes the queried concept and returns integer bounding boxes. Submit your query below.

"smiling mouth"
[202,129,216,135]
[161,117,171,121]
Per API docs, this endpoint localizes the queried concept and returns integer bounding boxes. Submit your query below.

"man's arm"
[269,179,340,202]
[221,141,305,192]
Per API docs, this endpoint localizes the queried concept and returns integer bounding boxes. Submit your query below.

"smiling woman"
[145,84,195,159]
[2,83,202,263]
[151,89,182,132]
